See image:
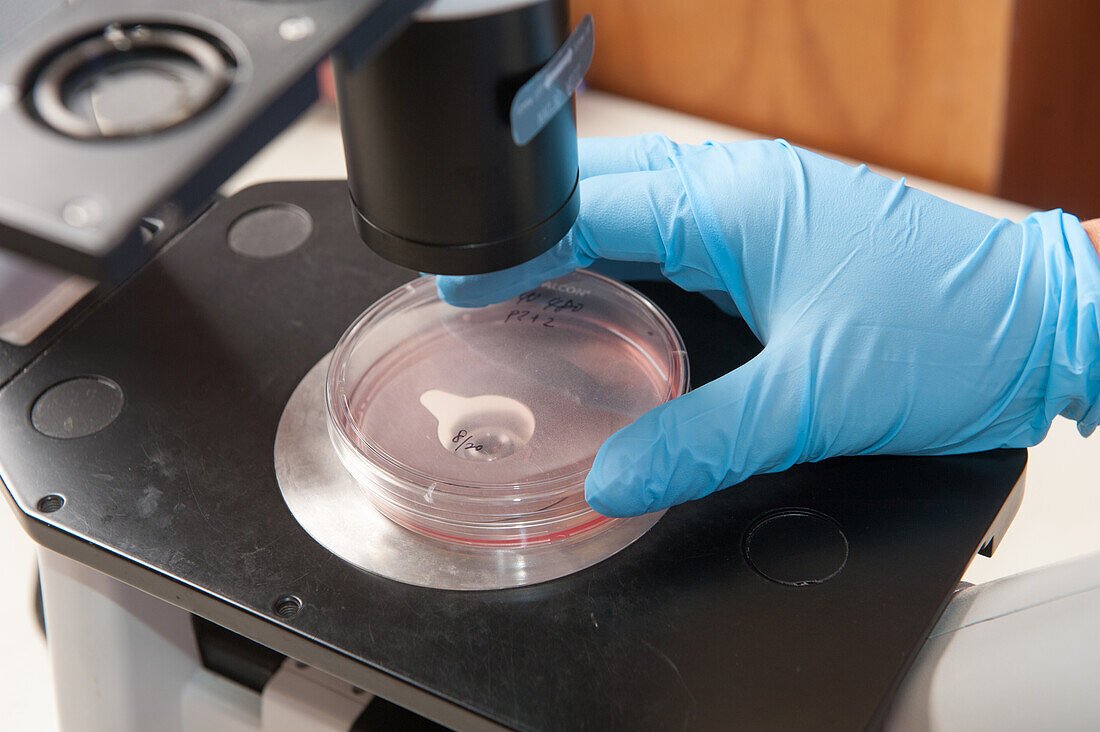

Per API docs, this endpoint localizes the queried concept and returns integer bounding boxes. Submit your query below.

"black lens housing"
[333,0,578,275]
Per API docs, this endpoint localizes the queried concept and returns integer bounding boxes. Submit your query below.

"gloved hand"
[437,135,1100,517]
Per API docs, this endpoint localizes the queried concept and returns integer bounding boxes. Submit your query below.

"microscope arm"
[0,0,580,283]
[0,0,421,282]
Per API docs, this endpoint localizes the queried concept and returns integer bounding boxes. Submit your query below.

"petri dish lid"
[326,270,688,545]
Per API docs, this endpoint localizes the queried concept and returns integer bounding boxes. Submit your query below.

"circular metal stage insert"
[274,353,664,591]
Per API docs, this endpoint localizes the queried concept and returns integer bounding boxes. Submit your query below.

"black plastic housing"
[333,0,579,275]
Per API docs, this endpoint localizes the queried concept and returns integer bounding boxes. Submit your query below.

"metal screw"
[279,17,316,42]
[62,198,104,228]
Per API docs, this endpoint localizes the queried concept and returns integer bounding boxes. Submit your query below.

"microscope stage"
[0,181,1025,731]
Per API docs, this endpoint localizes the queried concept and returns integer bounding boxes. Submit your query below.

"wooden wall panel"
[571,0,1014,193]
[997,0,1100,218]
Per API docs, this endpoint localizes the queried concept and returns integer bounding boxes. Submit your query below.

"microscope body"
[0,5,1071,731]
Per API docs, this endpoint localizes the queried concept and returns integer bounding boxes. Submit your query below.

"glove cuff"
[1032,210,1100,436]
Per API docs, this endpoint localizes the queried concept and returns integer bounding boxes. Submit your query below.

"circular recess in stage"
[744,509,849,586]
[31,376,124,439]
[228,204,314,259]
[276,344,673,591]
[277,270,689,589]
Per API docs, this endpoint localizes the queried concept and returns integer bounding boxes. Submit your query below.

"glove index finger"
[579,134,688,179]
[434,236,590,307]
[573,168,728,294]
[438,147,730,307]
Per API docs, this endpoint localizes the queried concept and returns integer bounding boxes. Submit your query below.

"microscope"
[0,1,1037,730]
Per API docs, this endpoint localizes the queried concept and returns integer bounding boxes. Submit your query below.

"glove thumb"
[585,348,806,517]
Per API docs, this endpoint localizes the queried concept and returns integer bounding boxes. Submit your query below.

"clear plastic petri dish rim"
[325,269,688,548]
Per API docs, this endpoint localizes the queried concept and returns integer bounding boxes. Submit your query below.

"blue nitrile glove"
[437,135,1100,517]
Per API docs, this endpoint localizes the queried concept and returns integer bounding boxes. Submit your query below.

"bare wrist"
[1083,218,1100,258]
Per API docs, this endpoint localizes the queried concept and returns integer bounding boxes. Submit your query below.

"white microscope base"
[38,549,370,732]
[887,551,1100,730]
[38,546,1100,730]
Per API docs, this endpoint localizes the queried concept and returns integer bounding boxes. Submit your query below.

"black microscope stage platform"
[0,181,1025,731]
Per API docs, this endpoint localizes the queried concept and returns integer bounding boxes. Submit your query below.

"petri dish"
[325,270,688,548]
